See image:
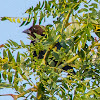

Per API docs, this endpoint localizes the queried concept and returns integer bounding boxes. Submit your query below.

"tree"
[0,0,100,100]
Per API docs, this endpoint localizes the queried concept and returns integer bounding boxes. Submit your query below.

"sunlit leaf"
[78,8,88,13]
[7,17,13,22]
[78,43,81,52]
[0,83,11,88]
[13,18,16,23]
[8,50,13,62]
[20,40,25,47]
[17,18,21,23]
[10,40,19,47]
[23,18,26,21]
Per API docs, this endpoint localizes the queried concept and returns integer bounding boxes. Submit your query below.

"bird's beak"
[22,29,31,34]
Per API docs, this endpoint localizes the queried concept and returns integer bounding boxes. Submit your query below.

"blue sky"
[0,0,42,45]
[0,0,45,100]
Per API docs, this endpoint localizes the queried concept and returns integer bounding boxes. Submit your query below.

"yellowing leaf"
[28,18,31,22]
[17,18,21,23]
[23,18,26,21]
[78,43,81,52]
[13,18,16,23]
[7,17,13,22]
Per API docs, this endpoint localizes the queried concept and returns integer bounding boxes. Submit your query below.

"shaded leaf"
[78,49,85,60]
[89,3,98,8]
[3,49,7,58]
[1,17,7,21]
[8,72,12,83]
[2,71,7,80]
[0,83,12,88]
[16,52,20,62]
[19,21,26,27]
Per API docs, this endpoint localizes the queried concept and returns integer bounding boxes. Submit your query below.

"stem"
[58,55,79,69]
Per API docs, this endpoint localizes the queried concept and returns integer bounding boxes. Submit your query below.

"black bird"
[23,25,75,73]
[23,25,45,39]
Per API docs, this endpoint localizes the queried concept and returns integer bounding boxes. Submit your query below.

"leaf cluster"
[0,0,100,100]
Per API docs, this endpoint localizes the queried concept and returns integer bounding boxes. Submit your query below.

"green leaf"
[27,18,31,22]
[33,12,38,25]
[78,43,81,52]
[1,17,7,21]
[20,40,25,47]
[63,82,68,90]
[39,11,44,24]
[0,73,1,83]
[78,8,88,13]
[0,83,11,88]
[82,34,87,48]
[52,82,56,88]
[52,52,59,60]
[3,49,7,58]
[16,52,20,62]
[89,3,98,8]
[2,71,7,80]
[78,49,85,60]
[47,79,51,84]
[45,0,47,9]
[84,4,88,8]
[10,40,19,47]
[14,83,18,91]
[95,87,100,93]
[25,21,31,25]
[19,21,26,27]
[90,19,98,24]
[21,74,28,80]
[5,43,10,48]
[8,50,13,62]
[3,63,9,70]
[95,30,100,38]
[7,40,13,46]
[41,1,44,9]
[94,0,98,2]
[8,72,12,83]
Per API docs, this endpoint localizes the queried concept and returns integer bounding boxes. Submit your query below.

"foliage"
[0,0,100,100]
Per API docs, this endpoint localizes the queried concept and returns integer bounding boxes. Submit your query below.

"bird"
[23,24,75,73]
[23,25,45,39]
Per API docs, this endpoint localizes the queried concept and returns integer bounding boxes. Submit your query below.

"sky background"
[0,0,45,100]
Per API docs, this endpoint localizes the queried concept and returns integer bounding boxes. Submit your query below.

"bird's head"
[23,25,45,38]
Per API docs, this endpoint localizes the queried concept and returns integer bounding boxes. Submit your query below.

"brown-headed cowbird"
[23,25,45,38]
[23,25,75,73]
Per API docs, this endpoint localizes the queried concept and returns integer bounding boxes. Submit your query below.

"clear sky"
[0,0,43,45]
[0,0,45,100]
